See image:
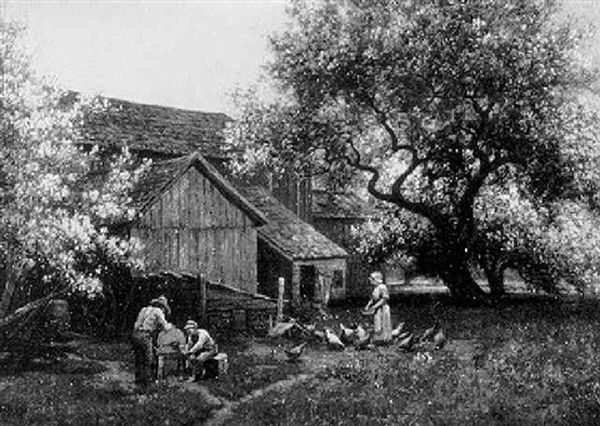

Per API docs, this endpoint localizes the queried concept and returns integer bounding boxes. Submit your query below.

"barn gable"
[130,153,266,293]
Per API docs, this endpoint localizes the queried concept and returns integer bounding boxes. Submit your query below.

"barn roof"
[78,95,232,158]
[237,186,348,261]
[130,153,267,225]
[312,189,377,220]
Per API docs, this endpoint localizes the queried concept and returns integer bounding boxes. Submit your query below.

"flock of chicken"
[284,321,447,362]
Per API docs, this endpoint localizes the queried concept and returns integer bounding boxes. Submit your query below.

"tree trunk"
[0,265,21,318]
[438,248,486,303]
[482,260,505,299]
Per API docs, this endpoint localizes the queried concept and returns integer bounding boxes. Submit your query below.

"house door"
[299,265,316,302]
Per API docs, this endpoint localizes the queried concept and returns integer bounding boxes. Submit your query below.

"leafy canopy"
[227,0,600,296]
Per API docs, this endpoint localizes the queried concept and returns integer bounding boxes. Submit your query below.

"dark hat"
[150,295,171,316]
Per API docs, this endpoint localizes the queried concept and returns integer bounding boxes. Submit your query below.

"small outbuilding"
[237,186,348,304]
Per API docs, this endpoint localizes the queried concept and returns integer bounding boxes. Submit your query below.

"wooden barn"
[237,186,348,304]
[128,152,267,293]
[76,94,352,313]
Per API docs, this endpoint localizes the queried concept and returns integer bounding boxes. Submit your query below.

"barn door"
[299,265,316,302]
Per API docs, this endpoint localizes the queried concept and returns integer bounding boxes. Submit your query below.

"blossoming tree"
[0,21,145,332]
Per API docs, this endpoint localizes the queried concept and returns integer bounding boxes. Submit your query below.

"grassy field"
[228,295,600,425]
[2,294,600,425]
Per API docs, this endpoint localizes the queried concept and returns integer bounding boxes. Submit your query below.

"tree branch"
[346,141,448,231]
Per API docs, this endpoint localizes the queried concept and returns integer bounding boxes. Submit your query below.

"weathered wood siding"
[256,238,294,300]
[312,218,370,298]
[131,166,258,293]
[270,176,312,222]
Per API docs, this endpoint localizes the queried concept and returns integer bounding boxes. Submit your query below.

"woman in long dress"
[364,271,392,344]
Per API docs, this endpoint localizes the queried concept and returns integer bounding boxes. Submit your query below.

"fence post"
[198,273,207,326]
[277,277,285,322]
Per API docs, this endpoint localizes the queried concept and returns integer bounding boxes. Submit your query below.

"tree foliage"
[226,0,600,300]
[0,21,145,324]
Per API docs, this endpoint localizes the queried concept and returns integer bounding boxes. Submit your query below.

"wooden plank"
[216,187,225,227]
[180,229,189,271]
[223,228,231,285]
[206,179,214,228]
[198,173,205,228]
[189,168,198,228]
[161,189,169,228]
[172,178,180,228]
[249,228,257,292]
[205,230,215,282]
[199,273,207,325]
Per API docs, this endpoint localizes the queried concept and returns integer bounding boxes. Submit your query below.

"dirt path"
[205,373,316,426]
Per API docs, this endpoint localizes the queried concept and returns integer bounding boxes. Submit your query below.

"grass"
[4,294,600,425]
[226,295,600,425]
[0,343,216,426]
[0,335,303,425]
[205,340,303,400]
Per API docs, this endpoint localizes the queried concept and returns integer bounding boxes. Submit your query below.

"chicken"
[433,328,446,349]
[304,323,316,332]
[313,329,326,341]
[354,332,371,350]
[397,333,414,351]
[339,323,355,344]
[419,324,437,343]
[285,342,308,362]
[354,324,368,341]
[396,331,411,341]
[325,328,345,350]
[391,322,406,338]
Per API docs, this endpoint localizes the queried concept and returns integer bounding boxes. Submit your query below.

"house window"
[332,269,344,289]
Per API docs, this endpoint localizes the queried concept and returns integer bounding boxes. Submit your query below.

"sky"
[3,0,600,115]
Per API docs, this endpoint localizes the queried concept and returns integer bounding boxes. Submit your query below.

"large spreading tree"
[226,0,600,301]
[0,21,145,335]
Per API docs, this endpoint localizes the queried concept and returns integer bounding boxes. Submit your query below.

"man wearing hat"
[182,319,217,381]
[132,295,173,387]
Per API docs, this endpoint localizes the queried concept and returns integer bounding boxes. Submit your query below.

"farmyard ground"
[2,294,600,425]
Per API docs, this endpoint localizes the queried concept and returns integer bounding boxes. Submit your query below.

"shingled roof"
[312,189,377,220]
[130,153,267,225]
[79,95,232,158]
[237,186,348,261]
